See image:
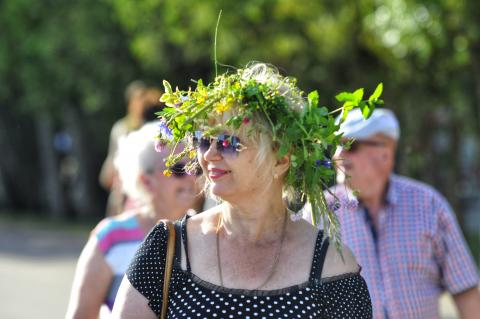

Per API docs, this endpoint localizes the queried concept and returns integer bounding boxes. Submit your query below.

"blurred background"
[0,0,479,318]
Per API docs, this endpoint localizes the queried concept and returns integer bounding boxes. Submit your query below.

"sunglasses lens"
[194,133,242,156]
[196,137,211,153]
[217,135,240,155]
[347,142,358,152]
[192,131,209,153]
[170,163,186,177]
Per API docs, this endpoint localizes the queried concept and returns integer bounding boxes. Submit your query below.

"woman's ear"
[273,154,290,177]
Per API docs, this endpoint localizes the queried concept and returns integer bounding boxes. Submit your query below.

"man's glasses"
[343,140,386,153]
[193,132,247,156]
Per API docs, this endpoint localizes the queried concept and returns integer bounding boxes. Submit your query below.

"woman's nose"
[203,140,221,161]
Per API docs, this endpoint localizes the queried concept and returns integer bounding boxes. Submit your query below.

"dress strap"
[181,215,192,272]
[173,219,183,267]
[309,230,330,280]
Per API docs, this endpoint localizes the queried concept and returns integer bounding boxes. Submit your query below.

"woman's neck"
[220,195,287,243]
[359,179,389,219]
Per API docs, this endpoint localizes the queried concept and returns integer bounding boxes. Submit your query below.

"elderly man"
[313,108,480,318]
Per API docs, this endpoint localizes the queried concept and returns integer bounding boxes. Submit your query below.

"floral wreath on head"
[155,62,383,248]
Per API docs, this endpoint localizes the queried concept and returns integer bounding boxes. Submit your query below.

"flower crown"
[156,63,383,245]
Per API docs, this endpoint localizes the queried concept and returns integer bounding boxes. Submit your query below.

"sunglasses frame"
[162,162,202,178]
[193,132,248,156]
[343,140,386,153]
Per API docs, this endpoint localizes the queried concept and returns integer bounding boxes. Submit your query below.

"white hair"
[114,121,168,201]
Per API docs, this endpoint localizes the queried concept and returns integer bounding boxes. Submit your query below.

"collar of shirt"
[384,174,399,207]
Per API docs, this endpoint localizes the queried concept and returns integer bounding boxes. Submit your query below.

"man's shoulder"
[391,174,445,200]
[110,117,130,136]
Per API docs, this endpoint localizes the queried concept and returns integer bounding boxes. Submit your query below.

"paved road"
[0,220,460,319]
[0,221,87,319]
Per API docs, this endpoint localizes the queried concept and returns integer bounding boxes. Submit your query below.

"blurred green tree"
[1,0,479,239]
[0,0,140,219]
[109,0,480,219]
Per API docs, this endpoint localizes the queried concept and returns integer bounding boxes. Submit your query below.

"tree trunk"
[0,167,10,209]
[0,106,41,212]
[63,104,103,219]
[35,114,66,219]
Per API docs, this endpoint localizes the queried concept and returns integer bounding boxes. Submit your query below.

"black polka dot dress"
[126,216,372,318]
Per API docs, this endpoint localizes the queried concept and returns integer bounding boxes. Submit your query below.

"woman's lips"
[208,168,230,180]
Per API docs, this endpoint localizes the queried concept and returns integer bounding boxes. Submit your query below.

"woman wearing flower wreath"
[113,63,382,318]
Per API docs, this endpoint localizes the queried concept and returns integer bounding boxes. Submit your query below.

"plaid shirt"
[305,174,479,319]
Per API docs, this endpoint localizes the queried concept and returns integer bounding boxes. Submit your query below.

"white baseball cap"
[338,108,400,141]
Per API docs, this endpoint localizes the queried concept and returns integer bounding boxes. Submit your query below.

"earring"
[273,173,279,179]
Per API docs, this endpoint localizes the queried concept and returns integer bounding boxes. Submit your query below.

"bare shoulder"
[289,218,319,238]
[321,241,360,279]
[112,277,156,318]
[287,220,322,258]
[187,205,223,234]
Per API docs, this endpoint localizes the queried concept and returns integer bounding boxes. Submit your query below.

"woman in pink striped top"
[66,122,200,318]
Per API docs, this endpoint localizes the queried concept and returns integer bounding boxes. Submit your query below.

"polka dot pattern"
[127,221,372,318]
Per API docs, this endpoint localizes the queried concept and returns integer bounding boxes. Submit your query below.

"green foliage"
[0,0,138,119]
[157,63,383,244]
[1,0,480,239]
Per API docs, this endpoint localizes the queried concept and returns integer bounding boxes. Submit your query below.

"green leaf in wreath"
[352,88,364,103]
[335,92,354,102]
[369,83,383,102]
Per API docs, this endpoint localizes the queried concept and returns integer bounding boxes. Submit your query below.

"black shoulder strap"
[173,219,183,267]
[181,215,192,272]
[309,231,330,280]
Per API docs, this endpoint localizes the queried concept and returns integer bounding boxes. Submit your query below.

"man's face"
[128,90,147,118]
[334,135,394,197]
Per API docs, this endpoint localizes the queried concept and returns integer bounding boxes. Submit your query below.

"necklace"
[215,210,288,290]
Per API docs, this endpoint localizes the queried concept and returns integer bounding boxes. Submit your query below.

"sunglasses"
[168,162,202,177]
[343,140,386,153]
[193,132,247,156]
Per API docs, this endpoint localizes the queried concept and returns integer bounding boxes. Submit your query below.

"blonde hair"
[201,62,306,205]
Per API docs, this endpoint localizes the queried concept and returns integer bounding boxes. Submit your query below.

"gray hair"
[114,121,167,201]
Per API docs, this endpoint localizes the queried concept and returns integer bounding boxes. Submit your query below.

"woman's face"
[146,160,197,219]
[197,132,274,203]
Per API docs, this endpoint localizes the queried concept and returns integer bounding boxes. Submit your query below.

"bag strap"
[160,221,176,319]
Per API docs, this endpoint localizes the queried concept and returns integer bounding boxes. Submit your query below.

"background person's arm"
[453,287,480,319]
[431,192,480,319]
[65,237,113,319]
[111,276,157,319]
[99,155,116,190]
